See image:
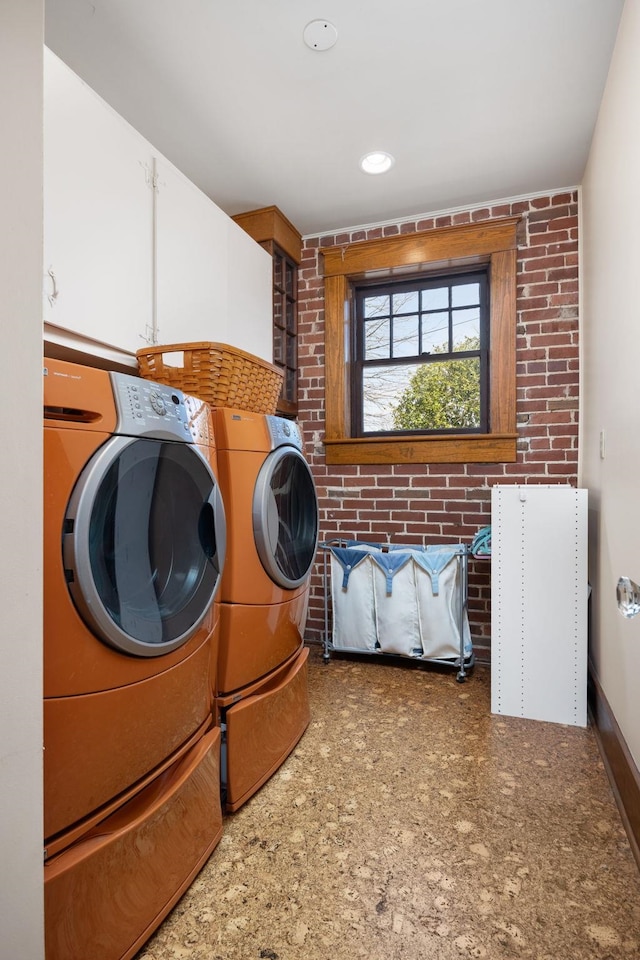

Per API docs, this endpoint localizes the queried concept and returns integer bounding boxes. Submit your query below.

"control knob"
[149,390,166,416]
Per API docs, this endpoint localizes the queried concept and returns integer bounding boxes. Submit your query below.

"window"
[353,269,489,436]
[321,217,519,465]
[272,244,298,417]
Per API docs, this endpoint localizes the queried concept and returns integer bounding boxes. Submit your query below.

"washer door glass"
[253,447,319,589]
[64,436,226,657]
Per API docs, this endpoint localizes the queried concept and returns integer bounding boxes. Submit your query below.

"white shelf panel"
[491,485,588,726]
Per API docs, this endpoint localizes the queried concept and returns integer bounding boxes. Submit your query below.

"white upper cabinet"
[155,161,272,360]
[43,49,273,365]
[225,220,273,361]
[154,158,229,347]
[44,49,153,356]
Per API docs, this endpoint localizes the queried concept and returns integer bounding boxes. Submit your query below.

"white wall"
[581,0,640,766]
[0,1,45,956]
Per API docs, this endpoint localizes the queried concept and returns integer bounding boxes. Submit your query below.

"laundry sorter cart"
[320,540,474,681]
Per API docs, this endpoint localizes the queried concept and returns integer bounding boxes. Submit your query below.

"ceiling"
[44,0,625,237]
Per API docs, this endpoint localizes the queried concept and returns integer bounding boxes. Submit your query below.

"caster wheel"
[456,671,466,683]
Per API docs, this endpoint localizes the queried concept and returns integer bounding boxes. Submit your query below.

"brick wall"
[298,192,579,661]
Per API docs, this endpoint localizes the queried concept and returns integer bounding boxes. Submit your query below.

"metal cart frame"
[320,539,474,682]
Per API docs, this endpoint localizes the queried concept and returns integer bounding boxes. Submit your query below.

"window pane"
[362,359,481,432]
[285,263,294,297]
[392,290,419,314]
[273,326,284,365]
[392,358,481,430]
[274,293,284,328]
[286,335,296,367]
[451,282,480,307]
[362,364,421,432]
[392,315,419,357]
[452,308,480,350]
[364,294,389,319]
[364,317,390,359]
[286,299,295,332]
[421,286,448,310]
[273,255,283,291]
[421,312,449,354]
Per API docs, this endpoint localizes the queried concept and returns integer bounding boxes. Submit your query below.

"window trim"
[321,217,519,465]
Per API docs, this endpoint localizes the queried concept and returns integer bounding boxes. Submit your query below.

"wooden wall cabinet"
[232,206,302,418]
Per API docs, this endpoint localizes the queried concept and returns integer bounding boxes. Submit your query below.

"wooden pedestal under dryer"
[43,360,226,959]
[211,408,319,810]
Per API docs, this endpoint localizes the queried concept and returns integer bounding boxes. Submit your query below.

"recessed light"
[360,151,395,175]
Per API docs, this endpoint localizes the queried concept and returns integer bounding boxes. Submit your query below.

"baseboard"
[588,663,640,870]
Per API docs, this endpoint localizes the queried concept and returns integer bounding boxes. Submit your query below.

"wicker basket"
[136,341,284,414]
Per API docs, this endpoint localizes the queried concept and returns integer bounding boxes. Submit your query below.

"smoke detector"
[303,20,338,51]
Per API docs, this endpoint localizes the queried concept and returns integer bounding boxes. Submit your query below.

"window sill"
[323,433,518,465]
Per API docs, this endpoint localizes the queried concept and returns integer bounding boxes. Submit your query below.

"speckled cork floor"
[136,645,640,960]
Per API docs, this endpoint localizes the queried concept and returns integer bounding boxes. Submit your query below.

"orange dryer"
[211,408,319,811]
[43,360,226,960]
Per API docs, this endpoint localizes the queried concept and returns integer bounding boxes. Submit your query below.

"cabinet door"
[155,159,272,359]
[155,158,228,345]
[43,49,153,355]
[226,221,273,361]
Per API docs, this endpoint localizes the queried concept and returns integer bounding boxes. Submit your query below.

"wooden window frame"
[321,217,519,465]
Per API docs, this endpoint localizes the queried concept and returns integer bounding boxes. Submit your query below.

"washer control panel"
[111,372,193,441]
[265,414,303,451]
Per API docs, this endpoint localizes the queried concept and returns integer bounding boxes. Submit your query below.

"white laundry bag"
[371,552,422,657]
[330,549,378,652]
[413,549,472,659]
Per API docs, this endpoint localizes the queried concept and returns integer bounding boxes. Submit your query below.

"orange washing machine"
[211,408,319,812]
[43,359,226,960]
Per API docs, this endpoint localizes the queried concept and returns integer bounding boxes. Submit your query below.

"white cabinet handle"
[47,268,59,307]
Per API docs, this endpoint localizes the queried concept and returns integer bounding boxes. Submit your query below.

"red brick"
[530,197,554,210]
[552,192,576,205]
[521,254,565,270]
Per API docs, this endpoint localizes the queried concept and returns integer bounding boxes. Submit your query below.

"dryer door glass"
[64,437,226,656]
[253,447,319,589]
